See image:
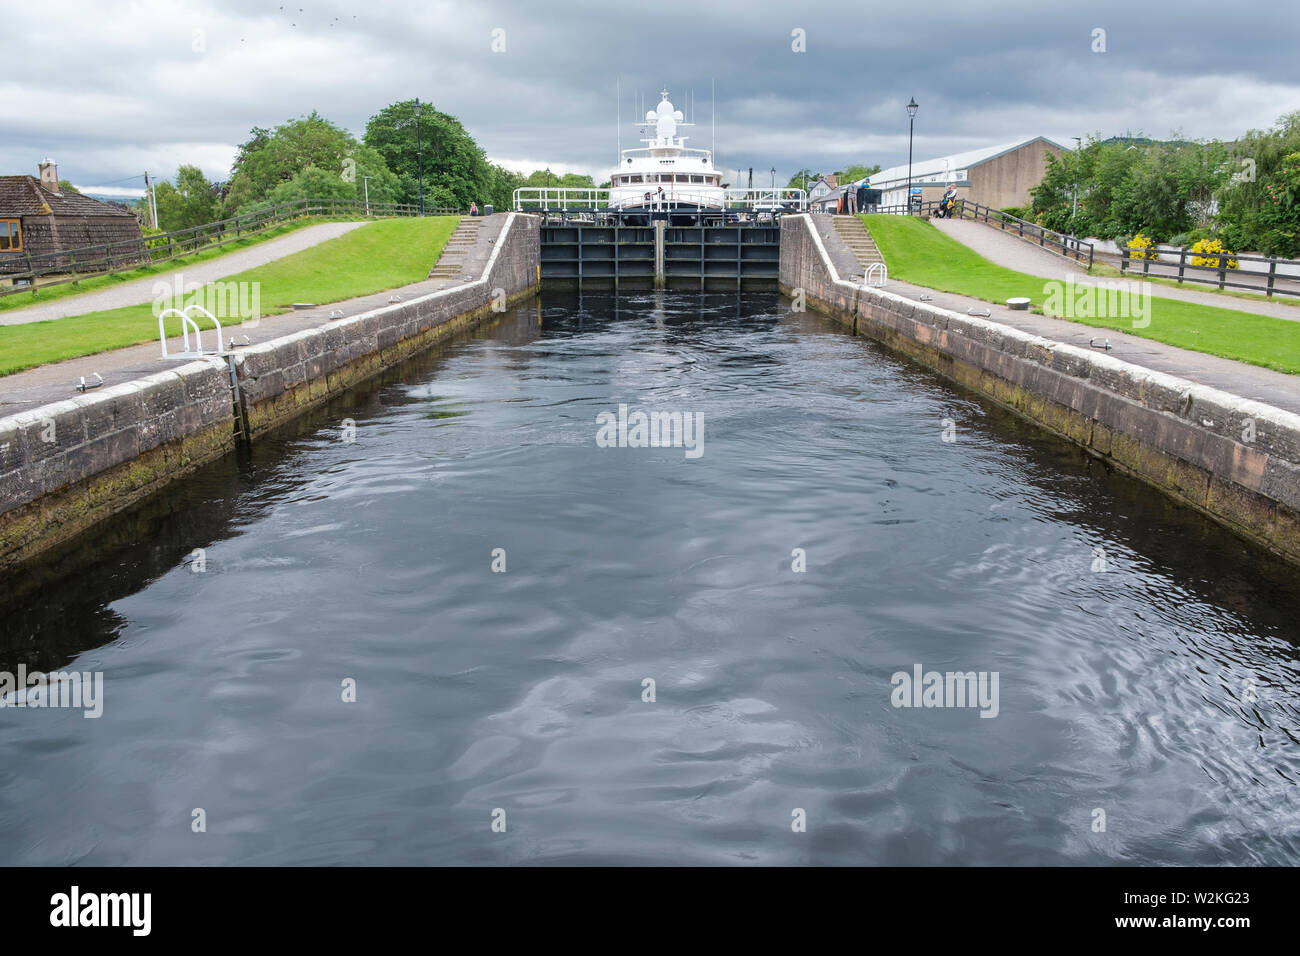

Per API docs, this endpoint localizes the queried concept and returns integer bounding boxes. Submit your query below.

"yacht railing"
[513,187,806,213]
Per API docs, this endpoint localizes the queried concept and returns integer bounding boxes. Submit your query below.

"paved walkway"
[929,218,1300,322]
[809,215,1300,416]
[0,216,506,413]
[0,221,368,326]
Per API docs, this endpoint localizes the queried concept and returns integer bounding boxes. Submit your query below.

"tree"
[154,165,220,231]
[837,163,881,183]
[1219,112,1300,255]
[364,99,491,210]
[486,164,525,211]
[222,112,401,215]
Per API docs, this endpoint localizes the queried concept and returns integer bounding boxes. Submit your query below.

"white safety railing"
[513,187,807,212]
[158,304,225,358]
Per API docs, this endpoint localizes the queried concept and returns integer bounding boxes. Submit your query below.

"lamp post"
[906,97,918,214]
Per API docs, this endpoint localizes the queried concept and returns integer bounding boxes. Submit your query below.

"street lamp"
[906,97,919,214]
[770,167,776,188]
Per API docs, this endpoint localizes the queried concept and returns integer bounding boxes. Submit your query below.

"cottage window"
[0,220,20,251]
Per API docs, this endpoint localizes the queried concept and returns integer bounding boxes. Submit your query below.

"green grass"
[861,214,1300,375]
[0,216,366,313]
[0,216,459,377]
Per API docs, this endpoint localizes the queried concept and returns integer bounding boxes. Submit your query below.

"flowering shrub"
[1127,233,1159,260]
[1189,237,1238,269]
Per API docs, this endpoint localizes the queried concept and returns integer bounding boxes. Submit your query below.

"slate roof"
[0,176,138,218]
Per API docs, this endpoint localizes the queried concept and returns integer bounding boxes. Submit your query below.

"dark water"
[1,292,1298,866]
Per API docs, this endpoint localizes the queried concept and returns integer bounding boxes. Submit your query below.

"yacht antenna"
[617,76,621,163]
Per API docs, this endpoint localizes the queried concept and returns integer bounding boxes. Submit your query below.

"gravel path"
[929,218,1300,322]
[0,221,368,326]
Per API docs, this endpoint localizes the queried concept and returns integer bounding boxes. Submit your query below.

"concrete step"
[828,215,885,271]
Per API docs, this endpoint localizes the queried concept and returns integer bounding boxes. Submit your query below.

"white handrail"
[157,308,203,358]
[512,186,807,212]
[184,304,224,353]
[157,304,225,357]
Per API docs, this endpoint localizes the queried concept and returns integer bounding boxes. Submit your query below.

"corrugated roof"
[870,137,1068,188]
[0,176,138,218]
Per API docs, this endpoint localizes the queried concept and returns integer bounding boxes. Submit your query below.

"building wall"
[969,140,1062,209]
[1,213,143,272]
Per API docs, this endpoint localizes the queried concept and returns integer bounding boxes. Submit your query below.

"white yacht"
[608,89,725,223]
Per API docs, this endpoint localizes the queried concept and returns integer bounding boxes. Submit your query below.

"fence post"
[1177,247,1185,284]
[1120,249,1128,276]
[1267,256,1277,297]
[1088,244,1094,270]
[1218,253,1227,290]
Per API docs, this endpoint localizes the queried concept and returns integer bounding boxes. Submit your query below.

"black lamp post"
[770,167,776,188]
[906,97,918,214]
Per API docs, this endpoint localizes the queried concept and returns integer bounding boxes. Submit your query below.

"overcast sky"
[4,0,1299,196]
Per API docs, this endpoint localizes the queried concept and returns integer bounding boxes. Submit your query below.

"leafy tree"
[57,179,80,194]
[1219,112,1300,255]
[222,112,401,215]
[837,163,881,183]
[486,164,525,210]
[364,99,491,210]
[154,164,220,231]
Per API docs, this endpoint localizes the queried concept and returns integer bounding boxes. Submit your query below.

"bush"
[1190,237,1239,269]
[1000,206,1029,220]
[1127,233,1160,260]
[1168,228,1215,247]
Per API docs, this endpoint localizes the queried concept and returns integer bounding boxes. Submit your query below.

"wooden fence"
[0,198,459,297]
[1119,245,1300,298]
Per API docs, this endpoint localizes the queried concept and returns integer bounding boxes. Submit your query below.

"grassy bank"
[0,216,459,376]
[861,214,1300,375]
[0,216,369,313]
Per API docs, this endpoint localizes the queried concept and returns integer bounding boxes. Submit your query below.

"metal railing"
[1119,245,1300,298]
[513,186,806,214]
[867,199,1094,267]
[0,197,460,296]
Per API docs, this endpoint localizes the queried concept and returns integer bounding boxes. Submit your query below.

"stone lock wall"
[779,214,1300,565]
[0,213,541,570]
